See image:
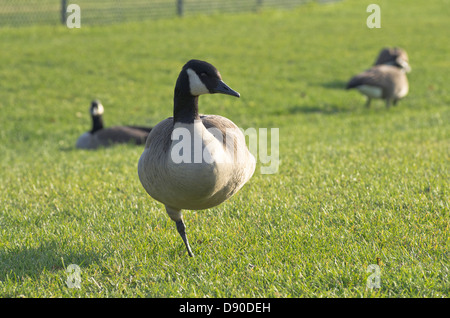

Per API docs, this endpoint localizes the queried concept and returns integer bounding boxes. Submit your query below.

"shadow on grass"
[286,104,355,115]
[320,79,348,90]
[59,146,78,152]
[0,239,102,282]
[273,79,357,115]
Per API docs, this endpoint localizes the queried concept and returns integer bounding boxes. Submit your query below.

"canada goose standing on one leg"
[138,60,256,257]
[346,48,411,108]
[76,100,152,149]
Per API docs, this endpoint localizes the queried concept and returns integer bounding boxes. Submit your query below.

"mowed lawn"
[0,0,448,297]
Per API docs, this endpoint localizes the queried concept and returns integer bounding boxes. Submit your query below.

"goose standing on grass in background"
[138,59,255,257]
[76,100,152,149]
[346,47,411,108]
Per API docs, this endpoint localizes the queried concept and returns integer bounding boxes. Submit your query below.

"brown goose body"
[76,125,150,149]
[138,115,254,211]
[346,64,409,107]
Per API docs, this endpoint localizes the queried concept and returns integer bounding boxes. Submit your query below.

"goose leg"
[176,220,194,257]
[365,97,372,108]
[166,206,194,257]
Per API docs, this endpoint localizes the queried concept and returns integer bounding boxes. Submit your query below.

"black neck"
[173,94,199,124]
[173,70,200,124]
[91,116,104,133]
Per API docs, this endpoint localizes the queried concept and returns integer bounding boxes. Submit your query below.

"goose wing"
[347,65,399,97]
[95,126,150,146]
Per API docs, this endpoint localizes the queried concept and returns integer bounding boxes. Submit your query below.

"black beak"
[213,80,240,97]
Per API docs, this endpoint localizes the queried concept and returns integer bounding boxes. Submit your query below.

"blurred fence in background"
[0,0,338,27]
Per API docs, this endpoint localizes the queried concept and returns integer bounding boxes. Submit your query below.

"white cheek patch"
[91,103,104,116]
[398,59,411,72]
[187,68,210,96]
[357,85,383,98]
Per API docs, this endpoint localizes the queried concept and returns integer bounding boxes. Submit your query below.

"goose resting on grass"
[76,100,152,149]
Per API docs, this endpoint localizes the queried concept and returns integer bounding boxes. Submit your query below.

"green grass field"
[0,0,448,298]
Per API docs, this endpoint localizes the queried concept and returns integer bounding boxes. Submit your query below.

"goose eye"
[200,72,207,77]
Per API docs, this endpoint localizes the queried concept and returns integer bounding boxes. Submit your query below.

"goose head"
[374,47,411,73]
[173,60,240,123]
[90,99,104,118]
[89,100,104,133]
